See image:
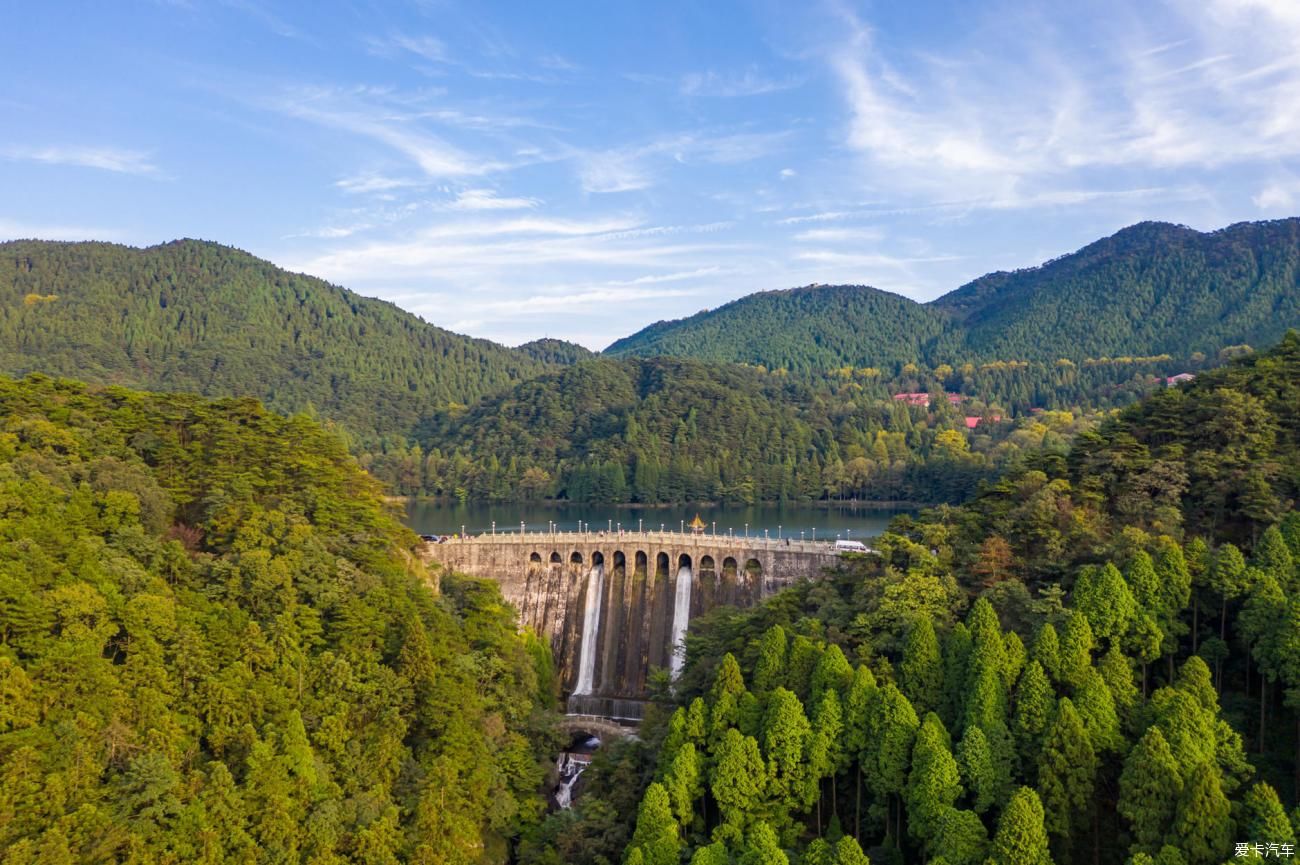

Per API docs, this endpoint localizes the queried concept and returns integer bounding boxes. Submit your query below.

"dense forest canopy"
[608,219,1300,371]
[396,355,1197,505]
[516,338,597,366]
[535,332,1300,865]
[0,375,557,864]
[0,239,547,442]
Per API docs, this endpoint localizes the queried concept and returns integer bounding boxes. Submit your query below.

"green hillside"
[0,239,547,441]
[604,283,952,372]
[542,332,1300,865]
[0,375,555,862]
[515,337,596,365]
[606,219,1300,370]
[419,356,1091,505]
[938,219,1300,360]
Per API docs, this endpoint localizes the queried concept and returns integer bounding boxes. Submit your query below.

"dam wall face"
[422,532,839,701]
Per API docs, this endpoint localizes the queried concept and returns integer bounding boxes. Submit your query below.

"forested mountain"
[516,338,596,366]
[935,219,1300,361]
[604,284,952,372]
[412,356,1097,505]
[534,332,1300,865]
[0,239,546,441]
[607,219,1300,371]
[0,375,556,863]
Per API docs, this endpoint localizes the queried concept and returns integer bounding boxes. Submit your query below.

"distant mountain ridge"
[607,218,1300,370]
[0,238,547,441]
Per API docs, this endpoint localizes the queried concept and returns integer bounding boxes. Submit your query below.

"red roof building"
[1165,373,1195,386]
[892,392,965,407]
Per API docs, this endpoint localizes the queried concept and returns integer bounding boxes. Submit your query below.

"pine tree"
[1126,551,1160,611]
[688,841,731,865]
[810,644,854,707]
[900,619,943,716]
[907,713,963,847]
[1012,660,1055,764]
[863,683,919,841]
[1059,613,1095,689]
[809,689,845,826]
[739,821,788,865]
[753,626,789,695]
[1074,669,1123,753]
[1097,646,1140,728]
[663,743,703,829]
[627,783,681,865]
[1073,563,1136,647]
[1253,525,1294,586]
[987,787,1053,865]
[1241,782,1296,846]
[941,623,973,730]
[955,724,998,814]
[833,836,870,865]
[841,665,878,840]
[1037,698,1097,855]
[1172,762,1232,865]
[1032,623,1062,684]
[933,806,989,865]
[1209,544,1247,643]
[763,687,813,814]
[711,729,767,831]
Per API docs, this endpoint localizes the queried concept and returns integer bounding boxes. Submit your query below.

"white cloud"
[335,173,425,194]
[447,188,540,210]
[368,33,452,65]
[274,87,505,178]
[5,145,158,175]
[681,67,802,97]
[578,130,790,193]
[1252,180,1298,210]
[793,227,885,243]
[823,0,1300,202]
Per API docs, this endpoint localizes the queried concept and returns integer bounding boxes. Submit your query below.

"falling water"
[669,565,693,679]
[554,753,587,809]
[573,563,605,695]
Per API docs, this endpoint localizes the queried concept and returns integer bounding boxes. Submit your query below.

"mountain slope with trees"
[0,374,557,863]
[606,219,1300,371]
[0,239,547,441]
[604,284,953,373]
[415,356,1095,505]
[529,331,1300,865]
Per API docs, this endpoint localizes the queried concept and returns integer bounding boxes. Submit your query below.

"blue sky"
[4,0,1300,348]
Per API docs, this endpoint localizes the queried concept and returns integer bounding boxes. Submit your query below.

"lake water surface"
[402,501,910,541]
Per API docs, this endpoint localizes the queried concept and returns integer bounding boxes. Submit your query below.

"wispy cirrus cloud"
[4,145,158,175]
[578,130,791,193]
[824,0,1300,204]
[447,188,539,210]
[681,67,803,97]
[272,86,506,178]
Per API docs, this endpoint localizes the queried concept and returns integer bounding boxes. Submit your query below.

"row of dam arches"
[520,549,765,700]
[527,550,763,582]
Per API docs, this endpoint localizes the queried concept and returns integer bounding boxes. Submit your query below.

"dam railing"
[431,529,847,555]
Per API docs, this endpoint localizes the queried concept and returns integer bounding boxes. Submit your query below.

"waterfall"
[573,563,605,695]
[554,753,588,810]
[669,564,693,679]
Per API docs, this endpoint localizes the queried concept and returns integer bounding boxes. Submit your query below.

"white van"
[835,539,870,553]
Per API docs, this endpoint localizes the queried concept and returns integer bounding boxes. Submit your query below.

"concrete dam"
[421,530,843,716]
